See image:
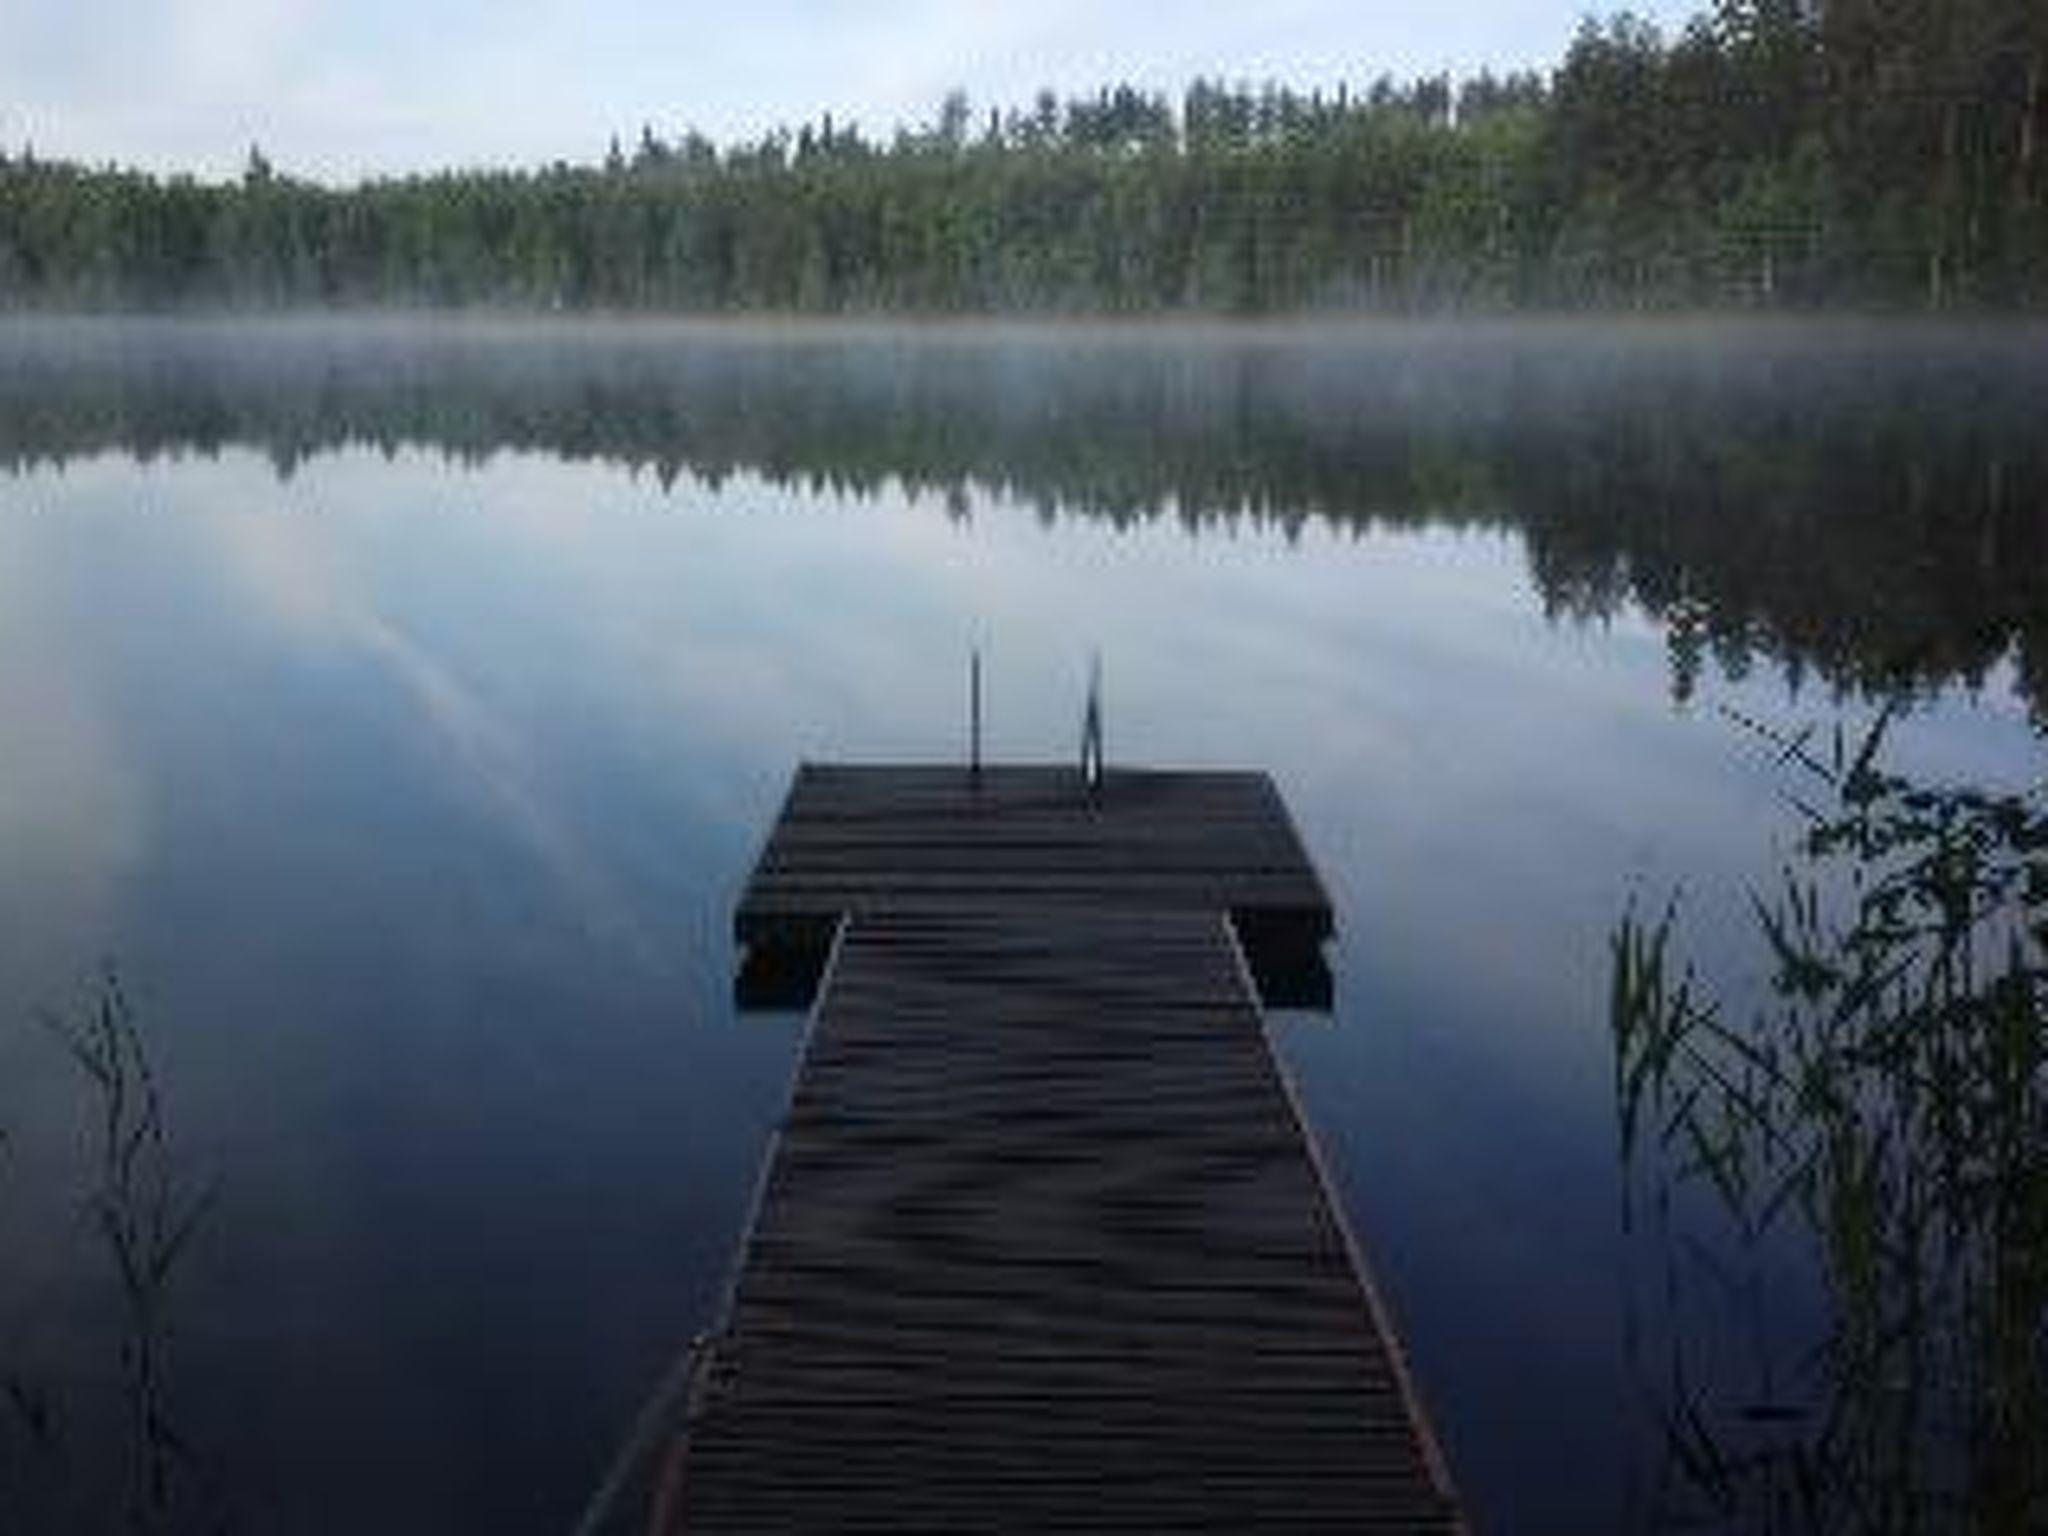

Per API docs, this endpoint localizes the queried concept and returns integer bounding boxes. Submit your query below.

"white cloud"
[0,509,148,995]
[195,484,653,960]
[0,0,1705,180]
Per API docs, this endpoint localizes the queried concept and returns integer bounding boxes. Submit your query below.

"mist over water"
[6,314,2046,715]
[0,318,2040,1532]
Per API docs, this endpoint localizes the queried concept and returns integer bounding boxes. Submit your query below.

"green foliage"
[1611,709,2048,1530]
[0,0,2039,312]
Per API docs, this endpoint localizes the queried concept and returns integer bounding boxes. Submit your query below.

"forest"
[1,0,2043,312]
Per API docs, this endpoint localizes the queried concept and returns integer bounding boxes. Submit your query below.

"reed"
[3,971,225,1534]
[1611,708,2048,1532]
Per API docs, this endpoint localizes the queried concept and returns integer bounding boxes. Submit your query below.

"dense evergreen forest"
[2,0,2044,311]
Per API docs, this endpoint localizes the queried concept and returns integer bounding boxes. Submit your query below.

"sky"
[0,0,1701,184]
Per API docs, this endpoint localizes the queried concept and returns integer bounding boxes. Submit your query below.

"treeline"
[1,0,2044,311]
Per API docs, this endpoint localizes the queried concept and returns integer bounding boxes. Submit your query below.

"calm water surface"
[0,318,2041,1532]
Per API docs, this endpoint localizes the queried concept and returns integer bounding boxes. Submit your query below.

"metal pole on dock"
[970,648,983,783]
[1080,652,1103,797]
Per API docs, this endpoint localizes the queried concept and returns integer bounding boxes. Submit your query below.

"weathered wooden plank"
[665,902,1459,1533]
[734,765,1333,962]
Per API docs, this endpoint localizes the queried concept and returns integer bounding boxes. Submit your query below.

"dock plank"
[668,899,1458,1532]
[733,765,1334,951]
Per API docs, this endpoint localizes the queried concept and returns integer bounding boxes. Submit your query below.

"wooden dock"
[609,766,1458,1532]
[734,766,1336,1009]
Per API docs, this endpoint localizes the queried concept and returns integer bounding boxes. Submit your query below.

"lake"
[1,316,2042,1532]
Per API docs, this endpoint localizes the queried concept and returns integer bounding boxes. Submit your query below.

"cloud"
[199,499,655,961]
[0,0,1703,180]
[0,524,148,991]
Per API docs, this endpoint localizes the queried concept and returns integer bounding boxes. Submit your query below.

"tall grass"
[2,971,225,1534]
[1611,708,2047,1532]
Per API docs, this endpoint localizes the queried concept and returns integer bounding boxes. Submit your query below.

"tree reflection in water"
[2,319,2045,720]
[1612,709,2046,1532]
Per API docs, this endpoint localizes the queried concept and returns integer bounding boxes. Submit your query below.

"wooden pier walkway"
[625,766,1457,1532]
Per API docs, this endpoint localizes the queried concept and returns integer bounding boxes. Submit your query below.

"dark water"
[0,317,2041,1532]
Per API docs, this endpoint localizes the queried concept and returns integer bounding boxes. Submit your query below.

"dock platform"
[639,765,1457,1532]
